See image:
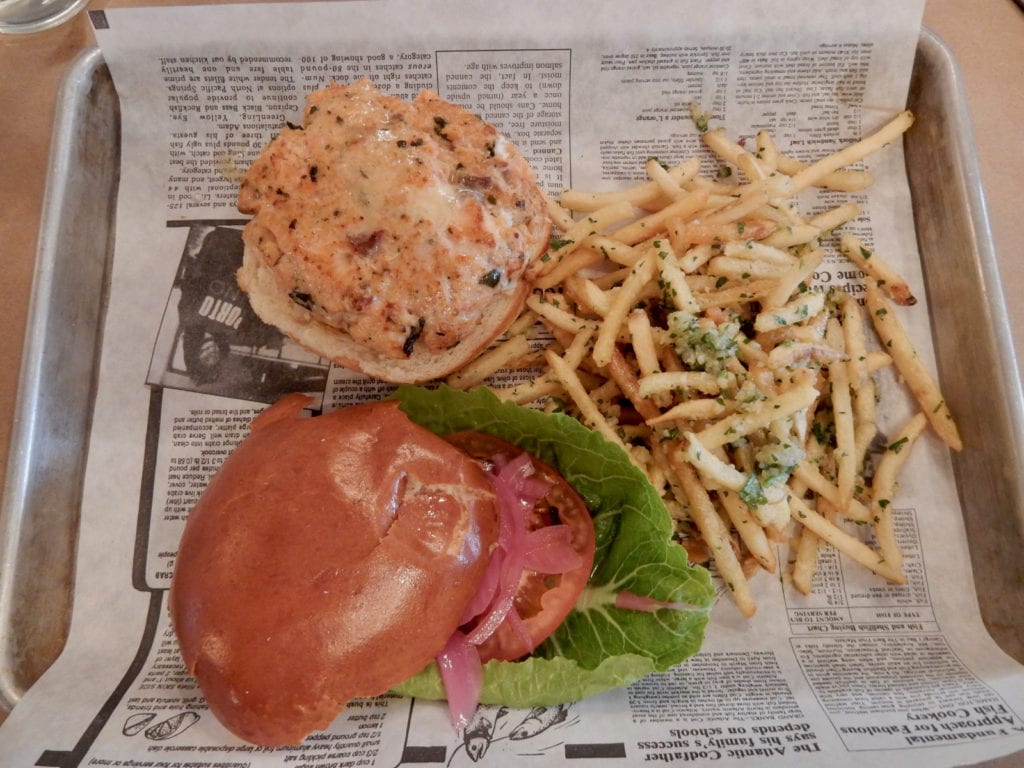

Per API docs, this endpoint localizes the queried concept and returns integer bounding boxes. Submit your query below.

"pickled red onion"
[462,452,547,644]
[499,601,535,655]
[459,548,503,626]
[464,549,522,645]
[438,448,585,728]
[435,630,483,732]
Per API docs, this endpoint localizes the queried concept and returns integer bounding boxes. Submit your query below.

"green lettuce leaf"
[391,385,713,704]
[394,652,658,707]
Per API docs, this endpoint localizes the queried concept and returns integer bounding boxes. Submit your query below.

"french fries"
[467,110,962,616]
[864,283,963,451]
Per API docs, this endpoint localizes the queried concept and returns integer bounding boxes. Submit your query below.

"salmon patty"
[236,78,551,382]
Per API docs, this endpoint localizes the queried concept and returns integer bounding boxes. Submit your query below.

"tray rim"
[0,44,115,712]
[916,28,1024,416]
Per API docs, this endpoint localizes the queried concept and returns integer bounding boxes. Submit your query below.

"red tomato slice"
[444,431,596,662]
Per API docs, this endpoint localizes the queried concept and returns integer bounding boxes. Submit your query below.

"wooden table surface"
[1,0,1022,506]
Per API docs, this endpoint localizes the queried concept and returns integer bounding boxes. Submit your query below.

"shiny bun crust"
[170,395,498,746]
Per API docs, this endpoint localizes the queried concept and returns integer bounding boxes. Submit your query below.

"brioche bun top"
[170,395,498,746]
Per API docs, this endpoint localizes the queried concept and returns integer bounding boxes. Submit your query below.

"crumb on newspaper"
[448,108,962,618]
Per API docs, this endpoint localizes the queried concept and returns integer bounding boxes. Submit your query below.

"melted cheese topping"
[238,79,549,359]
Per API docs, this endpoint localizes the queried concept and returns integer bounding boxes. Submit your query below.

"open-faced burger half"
[235,78,552,384]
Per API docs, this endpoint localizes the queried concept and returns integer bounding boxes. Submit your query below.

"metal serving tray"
[0,45,118,712]
[2,29,1022,721]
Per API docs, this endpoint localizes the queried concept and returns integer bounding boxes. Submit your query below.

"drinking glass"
[0,0,89,34]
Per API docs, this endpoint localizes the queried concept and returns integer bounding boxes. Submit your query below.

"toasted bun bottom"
[170,395,498,746]
[238,242,532,384]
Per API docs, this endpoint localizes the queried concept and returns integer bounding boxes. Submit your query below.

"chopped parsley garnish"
[668,311,739,374]
[888,436,909,454]
[433,115,450,141]
[479,268,502,287]
[288,291,315,311]
[403,317,426,356]
[739,474,768,508]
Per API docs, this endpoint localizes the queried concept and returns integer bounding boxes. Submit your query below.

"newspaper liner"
[1,1,1022,767]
